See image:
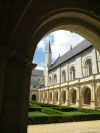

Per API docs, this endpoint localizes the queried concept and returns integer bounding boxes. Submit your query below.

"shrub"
[28,107,42,112]
[52,107,78,112]
[28,113,100,125]
[36,103,58,107]
[41,107,62,115]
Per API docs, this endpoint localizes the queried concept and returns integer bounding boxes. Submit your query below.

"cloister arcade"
[0,0,99,132]
[38,83,100,109]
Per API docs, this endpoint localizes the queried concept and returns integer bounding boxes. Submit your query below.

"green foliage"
[28,102,100,125]
[52,107,78,112]
[28,113,100,125]
[41,107,62,115]
[34,102,58,107]
[28,112,48,117]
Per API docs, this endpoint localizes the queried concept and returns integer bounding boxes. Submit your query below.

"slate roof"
[49,40,92,71]
[32,69,44,76]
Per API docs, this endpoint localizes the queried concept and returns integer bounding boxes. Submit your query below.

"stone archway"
[81,87,91,105]
[0,1,100,132]
[31,94,36,101]
[54,91,58,104]
[49,92,53,103]
[44,92,48,103]
[69,89,77,105]
[61,90,66,104]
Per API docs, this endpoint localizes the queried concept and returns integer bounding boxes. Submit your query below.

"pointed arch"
[61,90,66,104]
[62,70,66,83]
[69,88,77,104]
[31,94,36,101]
[84,58,92,76]
[54,74,57,84]
[54,91,58,103]
[70,66,76,80]
[81,87,91,105]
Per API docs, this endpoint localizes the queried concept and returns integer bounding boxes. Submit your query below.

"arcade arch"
[31,94,36,101]
[69,88,77,105]
[1,1,100,133]
[81,86,91,105]
[61,90,66,104]
[54,91,59,103]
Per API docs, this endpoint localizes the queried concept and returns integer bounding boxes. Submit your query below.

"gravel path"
[27,120,100,133]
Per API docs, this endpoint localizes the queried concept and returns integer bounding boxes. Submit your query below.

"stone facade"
[29,69,44,101]
[38,40,100,109]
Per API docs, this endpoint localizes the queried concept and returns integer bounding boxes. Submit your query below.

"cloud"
[34,30,85,67]
[51,30,84,61]
[35,66,44,70]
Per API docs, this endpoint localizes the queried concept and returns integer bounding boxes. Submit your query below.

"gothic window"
[85,59,92,76]
[62,70,66,82]
[70,66,75,80]
[54,74,57,84]
[49,76,52,85]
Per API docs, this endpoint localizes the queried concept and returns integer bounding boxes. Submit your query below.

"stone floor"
[27,120,100,133]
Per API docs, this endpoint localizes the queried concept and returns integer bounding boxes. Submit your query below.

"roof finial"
[48,37,51,53]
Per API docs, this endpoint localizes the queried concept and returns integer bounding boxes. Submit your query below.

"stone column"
[0,49,36,133]
[66,88,69,106]
[76,86,80,107]
[91,82,96,108]
[58,89,61,105]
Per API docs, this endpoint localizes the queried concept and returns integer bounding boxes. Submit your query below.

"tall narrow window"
[70,66,75,80]
[85,59,92,76]
[49,76,51,86]
[54,74,57,84]
[62,70,66,82]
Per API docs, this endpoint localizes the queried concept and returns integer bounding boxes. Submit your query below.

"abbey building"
[31,40,100,109]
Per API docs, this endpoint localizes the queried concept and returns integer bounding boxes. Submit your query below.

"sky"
[33,30,84,70]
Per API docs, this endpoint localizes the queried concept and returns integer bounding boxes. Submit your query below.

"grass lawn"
[28,112,48,117]
[28,101,100,124]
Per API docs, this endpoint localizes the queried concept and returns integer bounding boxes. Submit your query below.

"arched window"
[70,66,75,80]
[49,76,52,85]
[85,59,92,76]
[62,70,66,82]
[54,74,57,84]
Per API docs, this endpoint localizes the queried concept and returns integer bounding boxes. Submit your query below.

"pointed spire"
[48,39,51,53]
[70,44,72,50]
[46,38,51,53]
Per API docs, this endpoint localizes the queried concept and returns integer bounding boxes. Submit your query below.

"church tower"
[44,40,52,87]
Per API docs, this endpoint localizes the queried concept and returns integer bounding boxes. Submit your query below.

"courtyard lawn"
[28,101,100,125]
[28,112,48,117]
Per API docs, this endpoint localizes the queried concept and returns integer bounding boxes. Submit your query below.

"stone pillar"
[0,49,36,133]
[76,86,80,107]
[58,89,61,105]
[91,82,96,108]
[66,88,69,106]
